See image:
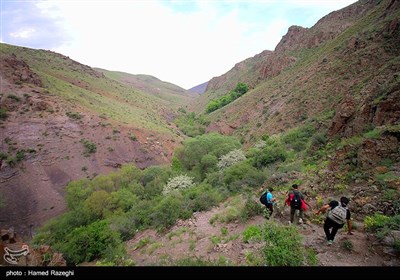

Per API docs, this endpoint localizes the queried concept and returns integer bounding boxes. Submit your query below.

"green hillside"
[96,68,198,107]
[1,0,399,268]
[0,43,191,134]
[198,0,400,145]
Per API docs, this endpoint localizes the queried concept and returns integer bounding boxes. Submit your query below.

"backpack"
[290,191,302,210]
[260,192,268,206]
[328,204,347,224]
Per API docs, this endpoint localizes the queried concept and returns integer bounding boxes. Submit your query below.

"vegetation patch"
[206,83,249,113]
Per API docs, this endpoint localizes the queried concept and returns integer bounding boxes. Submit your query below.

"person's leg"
[298,210,304,223]
[265,205,272,219]
[330,224,343,241]
[269,204,274,217]
[290,207,295,223]
[323,219,331,241]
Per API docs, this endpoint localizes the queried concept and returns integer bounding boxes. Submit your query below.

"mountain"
[197,0,399,145]
[96,68,198,103]
[188,81,208,94]
[0,43,194,234]
[2,0,399,267]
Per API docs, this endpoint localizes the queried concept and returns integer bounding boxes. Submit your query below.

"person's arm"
[284,192,290,207]
[315,204,330,215]
[347,219,353,235]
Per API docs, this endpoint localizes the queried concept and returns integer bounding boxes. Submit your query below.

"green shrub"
[261,222,305,266]
[81,139,97,156]
[140,165,171,187]
[242,195,264,219]
[150,195,185,230]
[252,146,287,168]
[6,156,17,167]
[59,220,123,264]
[175,112,206,137]
[233,82,249,95]
[222,161,265,191]
[282,125,315,152]
[7,94,20,101]
[0,108,8,120]
[182,183,221,212]
[175,133,241,171]
[66,111,82,120]
[84,190,112,219]
[311,132,327,146]
[364,128,381,139]
[206,83,249,113]
[66,178,92,210]
[242,225,263,243]
[110,188,138,212]
[199,154,218,176]
[342,239,353,251]
[364,214,391,232]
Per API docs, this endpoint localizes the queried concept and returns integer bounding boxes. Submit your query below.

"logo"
[4,244,29,265]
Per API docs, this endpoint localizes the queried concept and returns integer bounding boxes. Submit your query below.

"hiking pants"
[266,203,273,219]
[290,207,303,223]
[324,217,344,241]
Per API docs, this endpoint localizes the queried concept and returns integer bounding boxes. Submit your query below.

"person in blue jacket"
[264,187,276,218]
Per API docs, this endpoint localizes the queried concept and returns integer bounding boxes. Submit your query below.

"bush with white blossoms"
[217,149,246,171]
[254,140,267,150]
[162,174,195,195]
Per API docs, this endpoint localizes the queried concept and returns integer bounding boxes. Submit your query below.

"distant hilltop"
[188,81,208,94]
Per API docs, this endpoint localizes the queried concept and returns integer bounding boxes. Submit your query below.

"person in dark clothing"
[315,196,353,245]
[285,184,306,224]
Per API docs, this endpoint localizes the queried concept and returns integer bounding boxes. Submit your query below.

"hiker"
[262,187,276,218]
[315,196,353,245]
[285,184,307,224]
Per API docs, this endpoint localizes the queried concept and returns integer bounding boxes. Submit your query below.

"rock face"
[202,0,399,140]
[205,1,377,95]
[0,53,42,87]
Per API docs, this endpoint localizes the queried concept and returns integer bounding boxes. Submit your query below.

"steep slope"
[192,50,272,112]
[188,81,209,94]
[194,0,390,114]
[198,0,399,144]
[0,43,191,235]
[96,68,197,107]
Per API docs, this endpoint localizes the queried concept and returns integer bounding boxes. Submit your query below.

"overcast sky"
[1,0,357,89]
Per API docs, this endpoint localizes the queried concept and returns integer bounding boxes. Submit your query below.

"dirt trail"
[126,199,400,266]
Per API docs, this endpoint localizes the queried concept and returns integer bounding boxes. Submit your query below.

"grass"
[0,42,191,136]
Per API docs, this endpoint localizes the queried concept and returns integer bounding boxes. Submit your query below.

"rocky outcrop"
[205,50,273,93]
[274,25,309,53]
[0,53,42,86]
[328,97,357,137]
[259,55,297,79]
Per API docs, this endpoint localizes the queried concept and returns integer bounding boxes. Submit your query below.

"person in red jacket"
[285,184,307,224]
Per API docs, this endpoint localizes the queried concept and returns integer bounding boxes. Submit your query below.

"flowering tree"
[254,140,267,150]
[217,149,246,171]
[162,174,195,195]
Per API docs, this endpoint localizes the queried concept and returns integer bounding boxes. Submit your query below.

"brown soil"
[0,73,181,238]
[126,196,400,267]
